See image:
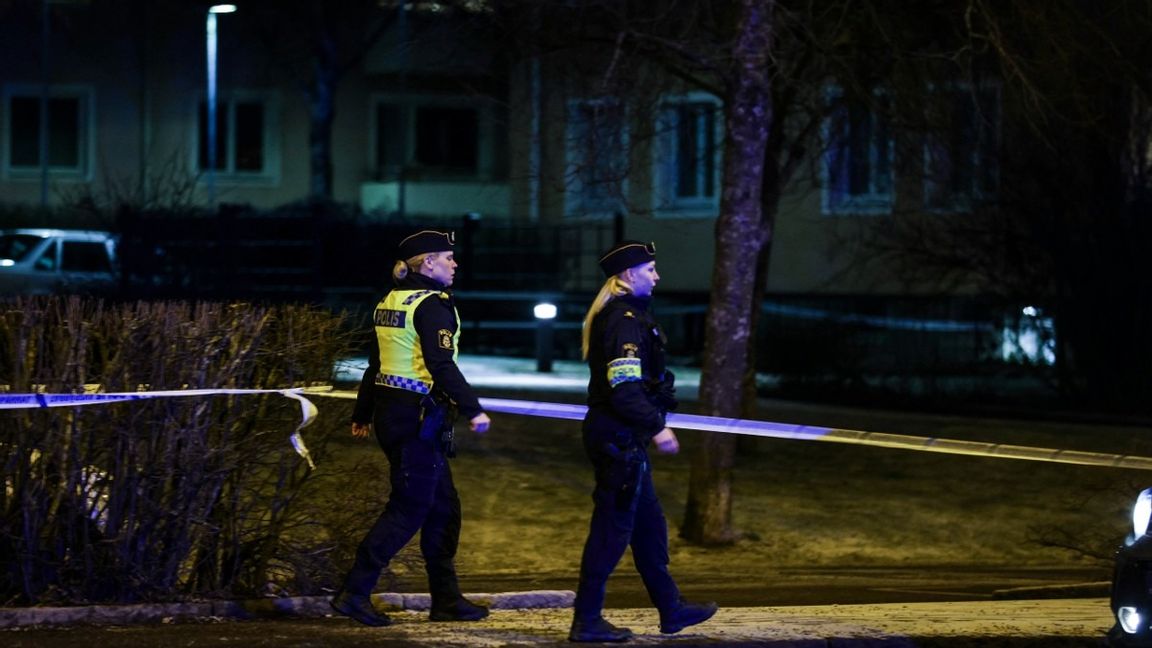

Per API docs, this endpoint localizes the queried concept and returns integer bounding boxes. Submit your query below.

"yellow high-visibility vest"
[372,289,460,394]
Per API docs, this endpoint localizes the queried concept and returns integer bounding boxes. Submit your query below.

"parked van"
[0,229,119,295]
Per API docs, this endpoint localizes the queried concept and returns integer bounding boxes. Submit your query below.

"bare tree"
[231,0,399,203]
[508,0,980,544]
[863,0,1152,411]
[235,0,496,203]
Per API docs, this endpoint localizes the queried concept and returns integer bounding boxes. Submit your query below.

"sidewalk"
[1,596,1114,646]
[318,598,1114,646]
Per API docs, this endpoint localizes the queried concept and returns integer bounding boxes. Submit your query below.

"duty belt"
[375,373,432,395]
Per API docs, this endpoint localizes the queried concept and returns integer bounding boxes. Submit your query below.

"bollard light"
[534,302,556,373]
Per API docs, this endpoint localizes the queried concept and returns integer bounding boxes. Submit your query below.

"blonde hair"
[581,273,633,360]
[392,253,435,282]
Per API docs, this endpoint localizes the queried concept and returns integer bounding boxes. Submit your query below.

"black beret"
[598,240,656,277]
[398,229,455,260]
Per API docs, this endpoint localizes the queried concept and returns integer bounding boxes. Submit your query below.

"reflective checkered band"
[606,357,643,387]
[402,290,436,306]
[375,372,432,395]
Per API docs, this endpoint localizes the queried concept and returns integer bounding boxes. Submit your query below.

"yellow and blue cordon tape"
[306,388,1152,471]
[5,386,1152,473]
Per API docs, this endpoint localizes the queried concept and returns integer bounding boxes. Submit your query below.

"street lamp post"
[206,4,237,207]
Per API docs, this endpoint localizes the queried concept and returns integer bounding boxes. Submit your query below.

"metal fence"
[116,206,616,301]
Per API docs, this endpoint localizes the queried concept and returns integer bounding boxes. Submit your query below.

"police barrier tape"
[300,388,1152,471]
[0,389,318,469]
[7,387,1150,472]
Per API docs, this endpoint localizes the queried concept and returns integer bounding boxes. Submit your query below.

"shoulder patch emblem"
[624,311,635,318]
[622,342,639,358]
[438,329,454,350]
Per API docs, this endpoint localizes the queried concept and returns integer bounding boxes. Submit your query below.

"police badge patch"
[438,329,453,350]
[622,342,639,358]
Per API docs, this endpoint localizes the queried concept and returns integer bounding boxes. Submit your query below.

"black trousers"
[342,402,463,603]
[572,409,680,620]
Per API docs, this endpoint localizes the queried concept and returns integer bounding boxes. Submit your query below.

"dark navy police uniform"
[569,239,717,642]
[574,293,681,619]
[331,228,489,627]
[341,273,484,611]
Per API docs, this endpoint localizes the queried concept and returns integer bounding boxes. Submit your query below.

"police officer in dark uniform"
[331,229,492,627]
[569,241,718,642]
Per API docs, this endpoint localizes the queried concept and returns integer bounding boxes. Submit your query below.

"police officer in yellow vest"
[331,229,492,627]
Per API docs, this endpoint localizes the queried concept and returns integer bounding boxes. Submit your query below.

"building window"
[566,99,627,217]
[3,85,92,178]
[374,98,497,179]
[197,98,269,175]
[924,83,1000,212]
[414,106,478,172]
[654,96,721,215]
[822,87,893,215]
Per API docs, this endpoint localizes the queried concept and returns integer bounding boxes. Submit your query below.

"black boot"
[429,596,490,621]
[569,616,633,642]
[330,590,392,627]
[659,600,718,634]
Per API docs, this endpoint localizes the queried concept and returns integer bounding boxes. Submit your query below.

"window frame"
[193,90,280,185]
[565,97,629,219]
[369,93,501,181]
[821,85,895,216]
[922,81,1001,213]
[652,92,723,218]
[2,83,95,181]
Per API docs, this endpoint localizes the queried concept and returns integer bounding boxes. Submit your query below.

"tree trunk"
[307,54,338,202]
[680,0,774,546]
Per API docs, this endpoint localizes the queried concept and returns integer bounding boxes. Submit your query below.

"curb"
[0,589,575,629]
[993,580,1111,600]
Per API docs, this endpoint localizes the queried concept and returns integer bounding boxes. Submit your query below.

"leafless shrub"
[0,296,350,604]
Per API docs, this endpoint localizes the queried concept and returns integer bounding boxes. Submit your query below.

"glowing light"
[209,4,237,13]
[1022,306,1037,317]
[1134,489,1152,539]
[534,303,557,320]
[1119,606,1143,634]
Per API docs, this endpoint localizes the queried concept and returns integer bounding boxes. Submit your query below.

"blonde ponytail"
[392,253,431,282]
[392,260,409,282]
[581,274,632,360]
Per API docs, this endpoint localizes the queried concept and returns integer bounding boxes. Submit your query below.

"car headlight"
[1135,488,1152,540]
[1112,489,1152,645]
[1121,607,1145,634]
